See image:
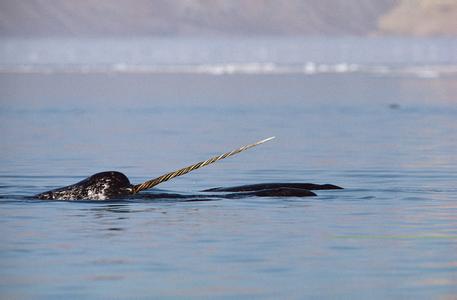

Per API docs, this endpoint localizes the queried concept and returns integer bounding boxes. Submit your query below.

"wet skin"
[35,171,343,201]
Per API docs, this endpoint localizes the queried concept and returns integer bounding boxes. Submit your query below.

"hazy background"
[0,0,456,37]
[1,0,457,74]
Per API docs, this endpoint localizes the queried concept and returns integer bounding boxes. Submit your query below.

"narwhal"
[35,137,342,201]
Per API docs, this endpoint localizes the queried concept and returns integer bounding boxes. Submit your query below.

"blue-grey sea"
[1,38,457,299]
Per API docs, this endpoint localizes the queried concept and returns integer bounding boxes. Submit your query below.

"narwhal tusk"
[131,136,275,194]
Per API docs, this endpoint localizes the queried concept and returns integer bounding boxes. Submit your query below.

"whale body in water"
[34,138,343,201]
[35,171,342,200]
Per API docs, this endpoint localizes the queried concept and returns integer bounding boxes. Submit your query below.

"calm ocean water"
[1,38,457,299]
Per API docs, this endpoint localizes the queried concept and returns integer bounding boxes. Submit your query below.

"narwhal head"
[36,171,133,200]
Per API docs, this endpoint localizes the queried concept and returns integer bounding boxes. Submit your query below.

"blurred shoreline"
[2,63,457,79]
[1,36,457,78]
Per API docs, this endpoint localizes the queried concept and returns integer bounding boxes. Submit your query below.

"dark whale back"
[36,171,132,200]
[202,183,343,192]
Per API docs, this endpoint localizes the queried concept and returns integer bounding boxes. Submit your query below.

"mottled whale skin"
[35,171,342,201]
[36,171,133,200]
